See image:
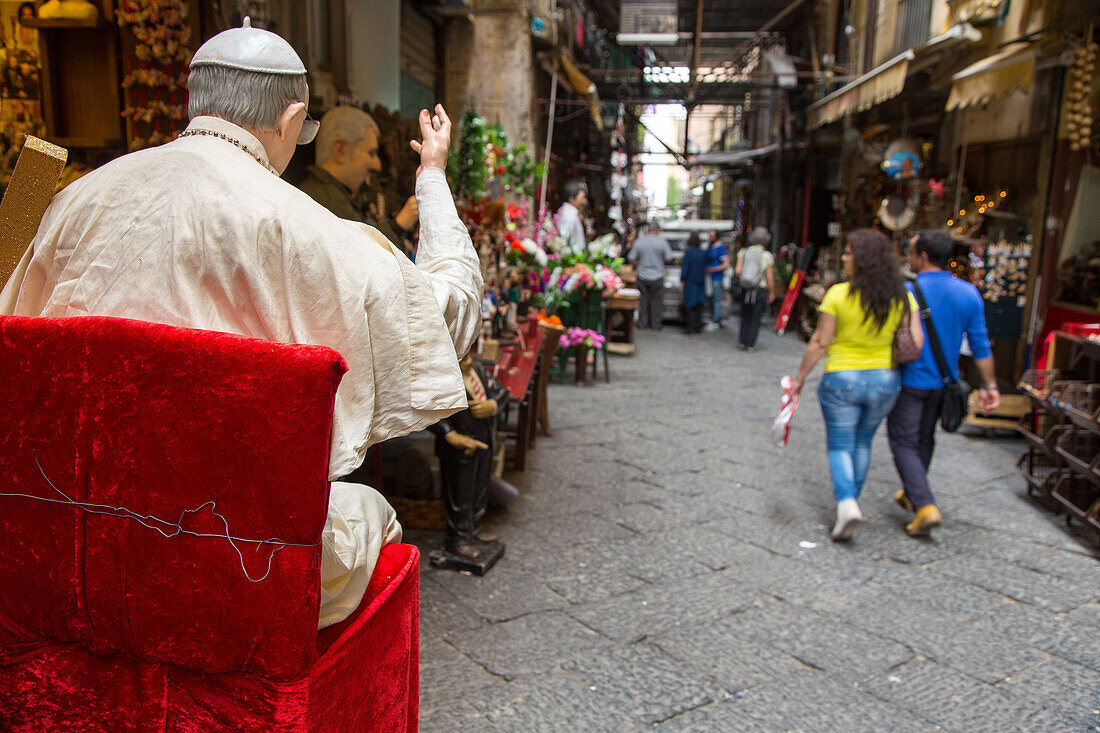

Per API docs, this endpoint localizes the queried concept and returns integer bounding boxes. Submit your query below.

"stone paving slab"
[996,658,1100,729]
[963,599,1100,671]
[658,668,941,733]
[566,570,765,643]
[931,552,1098,612]
[426,561,569,622]
[420,699,504,733]
[465,672,639,733]
[416,573,485,641]
[865,563,1010,621]
[419,636,500,698]
[561,643,724,724]
[1066,600,1100,628]
[651,618,807,692]
[858,657,1080,731]
[445,610,608,679]
[855,598,1049,684]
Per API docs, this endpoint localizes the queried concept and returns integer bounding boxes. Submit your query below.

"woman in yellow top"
[791,229,922,541]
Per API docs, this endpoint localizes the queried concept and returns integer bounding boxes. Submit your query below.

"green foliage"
[556,252,624,271]
[447,110,547,202]
[530,287,570,315]
[448,110,491,201]
[774,258,793,289]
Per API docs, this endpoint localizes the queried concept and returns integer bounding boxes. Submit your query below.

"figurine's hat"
[191,17,306,75]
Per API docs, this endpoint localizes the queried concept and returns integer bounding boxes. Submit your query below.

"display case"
[27,0,124,148]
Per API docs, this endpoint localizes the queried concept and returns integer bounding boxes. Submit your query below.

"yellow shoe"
[905,505,942,537]
[895,490,914,513]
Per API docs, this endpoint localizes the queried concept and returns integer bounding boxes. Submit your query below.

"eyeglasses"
[297,112,319,145]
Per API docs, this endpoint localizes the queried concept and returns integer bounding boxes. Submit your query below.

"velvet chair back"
[0,315,347,682]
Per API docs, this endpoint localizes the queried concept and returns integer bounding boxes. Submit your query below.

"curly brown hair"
[847,228,908,333]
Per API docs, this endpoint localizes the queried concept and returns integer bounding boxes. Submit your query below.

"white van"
[656,221,738,323]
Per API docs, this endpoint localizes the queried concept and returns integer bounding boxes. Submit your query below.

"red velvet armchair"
[0,315,419,732]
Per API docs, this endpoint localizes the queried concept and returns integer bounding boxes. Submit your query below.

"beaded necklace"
[177,128,275,173]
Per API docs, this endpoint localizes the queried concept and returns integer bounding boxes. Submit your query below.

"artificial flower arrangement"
[448,111,545,204]
[558,327,605,351]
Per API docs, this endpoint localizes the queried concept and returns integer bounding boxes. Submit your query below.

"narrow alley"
[413,327,1100,732]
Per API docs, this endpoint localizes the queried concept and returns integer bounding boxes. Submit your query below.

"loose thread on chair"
[0,451,320,583]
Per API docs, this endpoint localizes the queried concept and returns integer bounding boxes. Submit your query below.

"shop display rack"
[1016,335,1100,544]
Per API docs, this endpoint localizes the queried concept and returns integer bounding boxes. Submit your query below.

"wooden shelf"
[23,17,107,30]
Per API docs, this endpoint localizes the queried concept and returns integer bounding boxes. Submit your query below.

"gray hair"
[747,226,772,247]
[315,105,379,165]
[187,65,308,130]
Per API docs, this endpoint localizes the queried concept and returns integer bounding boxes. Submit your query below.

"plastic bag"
[771,375,800,448]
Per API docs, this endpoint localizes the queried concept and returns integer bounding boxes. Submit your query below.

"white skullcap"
[191,17,306,75]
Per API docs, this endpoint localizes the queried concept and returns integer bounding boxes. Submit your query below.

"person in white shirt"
[556,179,589,254]
[0,19,482,629]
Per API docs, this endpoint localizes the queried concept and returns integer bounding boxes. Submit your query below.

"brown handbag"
[892,298,921,365]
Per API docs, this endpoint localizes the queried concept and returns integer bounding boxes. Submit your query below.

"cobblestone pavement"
[408,324,1100,732]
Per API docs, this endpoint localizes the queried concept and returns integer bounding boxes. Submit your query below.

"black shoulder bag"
[911,280,970,432]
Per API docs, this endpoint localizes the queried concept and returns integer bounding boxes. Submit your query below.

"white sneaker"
[831,499,863,541]
[703,322,720,332]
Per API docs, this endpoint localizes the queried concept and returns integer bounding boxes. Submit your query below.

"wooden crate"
[965,392,1029,430]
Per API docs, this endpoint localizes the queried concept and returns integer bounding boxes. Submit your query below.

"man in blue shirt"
[703,229,729,331]
[887,230,1000,537]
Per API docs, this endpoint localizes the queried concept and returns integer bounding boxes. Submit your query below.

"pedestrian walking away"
[680,233,707,334]
[790,229,923,541]
[887,230,999,537]
[735,227,776,350]
[629,222,674,330]
[704,229,729,331]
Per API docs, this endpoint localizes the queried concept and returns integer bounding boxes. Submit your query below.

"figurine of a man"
[0,19,482,628]
[428,353,508,560]
[299,104,419,249]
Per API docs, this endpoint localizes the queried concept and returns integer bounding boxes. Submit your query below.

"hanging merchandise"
[881,138,922,179]
[117,0,192,150]
[878,191,917,231]
[975,239,1031,339]
[1065,28,1096,152]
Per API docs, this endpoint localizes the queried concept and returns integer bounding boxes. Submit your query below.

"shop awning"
[807,51,914,130]
[557,51,603,129]
[806,23,981,129]
[691,143,777,167]
[945,44,1037,111]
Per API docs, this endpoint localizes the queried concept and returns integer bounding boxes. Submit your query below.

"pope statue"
[0,20,483,628]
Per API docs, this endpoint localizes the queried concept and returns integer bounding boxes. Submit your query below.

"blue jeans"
[817,369,901,502]
[710,282,723,323]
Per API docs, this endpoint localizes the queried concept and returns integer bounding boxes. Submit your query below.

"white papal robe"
[0,116,483,628]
